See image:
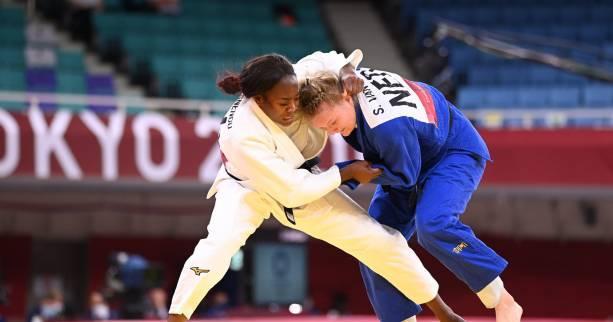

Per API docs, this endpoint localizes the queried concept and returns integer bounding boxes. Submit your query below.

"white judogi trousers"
[169,179,438,319]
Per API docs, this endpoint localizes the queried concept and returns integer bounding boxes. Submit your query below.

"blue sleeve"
[369,119,421,187]
[335,160,360,190]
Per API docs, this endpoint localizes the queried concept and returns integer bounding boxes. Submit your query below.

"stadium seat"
[122,33,151,58]
[175,19,201,35]
[57,71,86,94]
[152,35,178,54]
[498,66,529,84]
[182,79,215,100]
[0,7,25,26]
[0,48,25,67]
[456,87,487,109]
[560,72,590,85]
[500,7,524,24]
[583,85,613,107]
[518,26,549,38]
[86,74,115,95]
[94,14,124,39]
[176,38,204,56]
[181,58,213,78]
[569,49,599,65]
[603,43,613,56]
[0,27,25,47]
[26,68,56,92]
[588,6,613,23]
[548,87,580,108]
[0,68,25,91]
[468,66,498,85]
[548,25,579,41]
[517,88,548,108]
[578,24,607,43]
[57,51,85,72]
[448,46,480,72]
[485,87,518,108]
[557,6,588,24]
[152,55,180,77]
[121,14,151,33]
[528,7,557,24]
[148,17,173,34]
[529,66,559,84]
[472,7,499,25]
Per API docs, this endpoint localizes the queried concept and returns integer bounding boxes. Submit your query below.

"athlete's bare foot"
[438,313,465,322]
[425,295,465,322]
[168,313,187,322]
[495,289,523,322]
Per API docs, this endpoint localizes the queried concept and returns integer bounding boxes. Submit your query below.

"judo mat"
[90,317,607,322]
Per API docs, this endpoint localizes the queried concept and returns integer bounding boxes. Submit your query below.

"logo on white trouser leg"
[190,267,210,276]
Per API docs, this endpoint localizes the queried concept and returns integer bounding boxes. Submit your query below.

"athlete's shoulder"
[355,68,437,129]
[219,96,245,132]
[219,97,270,144]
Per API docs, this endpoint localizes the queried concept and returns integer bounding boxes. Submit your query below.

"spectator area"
[95,0,333,100]
[400,0,613,110]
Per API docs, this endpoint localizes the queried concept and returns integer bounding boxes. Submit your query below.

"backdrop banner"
[1,108,612,185]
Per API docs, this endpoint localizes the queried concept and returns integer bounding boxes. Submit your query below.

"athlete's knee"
[191,233,244,261]
[415,211,453,239]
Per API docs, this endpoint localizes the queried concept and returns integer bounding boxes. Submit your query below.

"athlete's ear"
[342,89,350,100]
[254,94,266,107]
[342,90,352,103]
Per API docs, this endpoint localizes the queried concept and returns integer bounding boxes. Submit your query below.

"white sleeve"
[225,135,341,208]
[293,49,364,82]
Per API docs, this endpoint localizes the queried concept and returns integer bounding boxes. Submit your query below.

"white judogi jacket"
[207,50,364,209]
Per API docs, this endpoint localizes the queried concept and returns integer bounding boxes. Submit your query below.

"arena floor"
[188,319,604,322]
[100,317,607,322]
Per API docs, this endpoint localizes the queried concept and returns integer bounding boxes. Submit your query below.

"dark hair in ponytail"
[217,72,242,95]
[217,54,295,98]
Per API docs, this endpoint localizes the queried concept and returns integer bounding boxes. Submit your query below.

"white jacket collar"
[248,98,306,167]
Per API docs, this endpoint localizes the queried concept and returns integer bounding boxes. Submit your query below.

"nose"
[286,101,297,113]
[327,128,339,135]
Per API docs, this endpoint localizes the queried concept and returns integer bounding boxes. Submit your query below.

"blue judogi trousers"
[361,151,508,322]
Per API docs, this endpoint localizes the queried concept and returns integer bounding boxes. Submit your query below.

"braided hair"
[298,71,344,117]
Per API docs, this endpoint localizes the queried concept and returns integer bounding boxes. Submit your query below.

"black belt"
[300,157,321,172]
[283,157,320,225]
[224,157,320,181]
[224,157,321,225]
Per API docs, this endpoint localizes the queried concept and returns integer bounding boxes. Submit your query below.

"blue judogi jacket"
[342,68,491,190]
